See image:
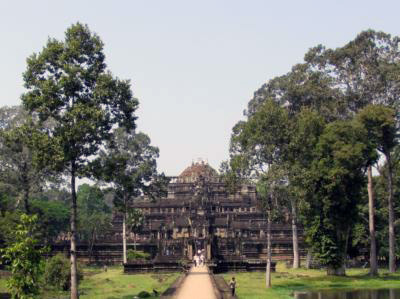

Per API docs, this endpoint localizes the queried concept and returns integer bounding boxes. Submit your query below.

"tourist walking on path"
[229,277,236,297]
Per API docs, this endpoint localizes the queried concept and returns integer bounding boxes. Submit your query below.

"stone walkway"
[175,264,217,299]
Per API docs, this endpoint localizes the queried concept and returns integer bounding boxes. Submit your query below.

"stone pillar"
[207,243,211,260]
[188,244,193,260]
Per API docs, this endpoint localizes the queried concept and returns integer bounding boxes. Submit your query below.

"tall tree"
[248,30,400,274]
[256,167,287,287]
[357,104,398,272]
[367,165,378,274]
[305,31,400,273]
[229,99,292,284]
[243,65,341,270]
[21,23,138,299]
[286,109,326,268]
[0,121,56,213]
[300,120,374,275]
[92,127,166,264]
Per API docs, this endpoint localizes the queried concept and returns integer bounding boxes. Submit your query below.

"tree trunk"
[291,199,300,269]
[266,211,272,288]
[344,228,350,269]
[327,231,347,276]
[88,228,96,264]
[123,211,127,264]
[305,249,312,269]
[21,162,30,214]
[326,265,346,276]
[386,152,396,273]
[367,165,378,276]
[70,167,78,299]
[134,232,137,251]
[23,184,30,214]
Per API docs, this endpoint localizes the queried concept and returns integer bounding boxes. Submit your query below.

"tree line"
[222,30,400,285]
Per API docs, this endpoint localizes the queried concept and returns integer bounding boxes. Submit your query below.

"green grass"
[221,263,400,299]
[0,266,179,299]
[0,270,10,293]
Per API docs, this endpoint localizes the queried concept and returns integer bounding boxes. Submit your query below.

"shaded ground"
[176,265,217,299]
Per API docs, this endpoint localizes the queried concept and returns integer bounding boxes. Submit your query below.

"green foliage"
[356,104,398,157]
[372,165,400,260]
[0,106,29,129]
[219,156,251,193]
[0,211,21,243]
[256,167,289,222]
[304,30,400,113]
[300,120,373,269]
[232,99,290,169]
[0,214,47,299]
[44,253,83,291]
[127,250,151,261]
[227,30,400,275]
[21,22,138,175]
[0,116,57,213]
[127,208,144,234]
[77,184,112,242]
[21,22,139,297]
[0,189,17,215]
[31,198,70,243]
[92,128,164,207]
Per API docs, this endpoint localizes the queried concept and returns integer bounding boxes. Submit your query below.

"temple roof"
[178,160,218,181]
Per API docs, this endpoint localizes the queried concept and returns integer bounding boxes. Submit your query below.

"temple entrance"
[194,239,204,256]
[190,239,212,261]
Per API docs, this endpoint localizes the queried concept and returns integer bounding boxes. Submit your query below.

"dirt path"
[175,264,217,299]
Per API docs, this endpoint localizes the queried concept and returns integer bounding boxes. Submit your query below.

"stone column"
[207,243,211,260]
[188,244,193,260]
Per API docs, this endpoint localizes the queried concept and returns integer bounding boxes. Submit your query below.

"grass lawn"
[221,263,400,299]
[0,266,179,299]
[0,275,7,292]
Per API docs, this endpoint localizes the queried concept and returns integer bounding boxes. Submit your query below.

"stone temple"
[54,160,303,270]
[124,160,303,270]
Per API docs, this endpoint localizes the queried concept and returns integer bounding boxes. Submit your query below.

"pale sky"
[1,0,399,176]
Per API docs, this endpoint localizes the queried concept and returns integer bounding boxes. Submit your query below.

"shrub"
[138,290,151,298]
[0,214,47,299]
[44,253,83,290]
[127,250,150,262]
